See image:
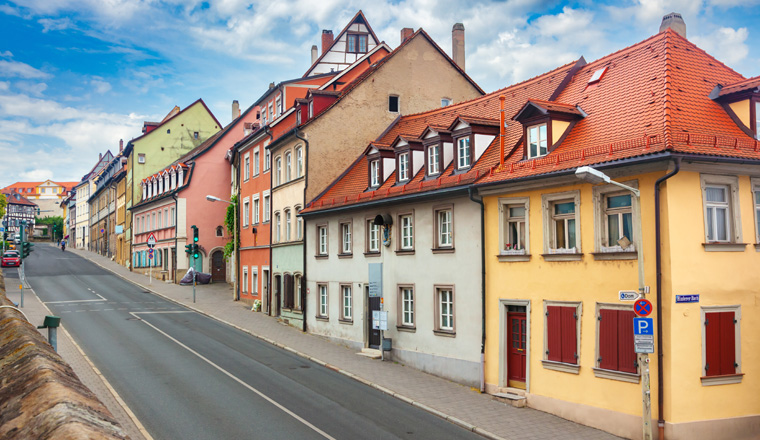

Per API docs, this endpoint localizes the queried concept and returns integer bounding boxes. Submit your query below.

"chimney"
[119,139,123,152]
[269,82,275,90]
[99,153,102,160]
[452,23,465,71]
[232,100,240,121]
[660,12,686,38]
[401,28,414,44]
[321,30,334,54]
[311,45,318,64]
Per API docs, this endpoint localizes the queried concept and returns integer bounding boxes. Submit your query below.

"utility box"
[382,338,392,352]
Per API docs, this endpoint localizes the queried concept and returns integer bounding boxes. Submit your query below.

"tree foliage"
[0,194,6,219]
[223,195,238,261]
[36,216,64,240]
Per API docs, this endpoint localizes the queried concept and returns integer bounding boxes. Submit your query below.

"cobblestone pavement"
[41,245,624,440]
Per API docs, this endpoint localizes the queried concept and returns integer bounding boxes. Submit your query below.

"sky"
[1,0,759,187]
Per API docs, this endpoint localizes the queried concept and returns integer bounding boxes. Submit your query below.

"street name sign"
[675,294,699,304]
[633,317,654,353]
[619,290,640,301]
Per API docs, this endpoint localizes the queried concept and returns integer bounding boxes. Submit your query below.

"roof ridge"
[662,31,674,150]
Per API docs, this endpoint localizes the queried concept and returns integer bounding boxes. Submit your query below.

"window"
[592,180,639,259]
[157,211,162,229]
[253,195,260,224]
[265,150,271,172]
[164,209,168,228]
[542,191,581,259]
[340,221,352,255]
[252,269,258,296]
[308,100,314,118]
[441,98,452,107]
[594,305,637,382]
[527,123,548,158]
[242,267,248,293]
[366,220,380,253]
[370,160,380,187]
[388,95,399,113]
[216,226,223,237]
[263,192,270,222]
[500,198,529,260]
[398,286,414,328]
[699,174,743,249]
[434,206,453,250]
[138,153,145,164]
[152,213,156,230]
[296,207,303,240]
[274,212,281,243]
[294,274,301,310]
[457,137,471,169]
[285,153,292,182]
[340,284,352,321]
[754,179,760,243]
[268,102,273,120]
[317,224,328,256]
[317,284,328,318]
[705,186,729,242]
[605,193,633,248]
[296,147,303,178]
[427,144,440,176]
[244,153,250,181]
[275,96,282,117]
[170,207,175,226]
[399,214,414,251]
[243,198,250,227]
[285,209,291,241]
[543,302,582,374]
[398,153,409,182]
[701,306,742,385]
[435,287,455,334]
[347,33,368,53]
[275,157,282,186]
[254,148,260,176]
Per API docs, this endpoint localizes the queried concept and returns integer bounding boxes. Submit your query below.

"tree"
[223,195,238,261]
[0,193,6,219]
[36,216,63,240]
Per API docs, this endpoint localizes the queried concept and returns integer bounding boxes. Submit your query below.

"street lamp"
[206,195,238,301]
[575,166,651,440]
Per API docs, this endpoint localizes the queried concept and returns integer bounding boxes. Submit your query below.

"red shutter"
[599,309,618,370]
[547,306,562,362]
[561,307,577,364]
[618,310,637,374]
[705,312,720,376]
[719,312,736,375]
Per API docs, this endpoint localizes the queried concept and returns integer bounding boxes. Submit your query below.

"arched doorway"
[211,250,226,282]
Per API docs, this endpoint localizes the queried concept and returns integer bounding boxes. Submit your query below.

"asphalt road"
[22,245,481,440]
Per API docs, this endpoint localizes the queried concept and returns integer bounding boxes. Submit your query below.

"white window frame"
[435,285,455,334]
[253,147,260,176]
[242,266,249,293]
[285,152,292,182]
[498,197,530,261]
[340,221,352,255]
[253,194,260,225]
[592,180,640,260]
[427,144,440,176]
[275,157,282,186]
[398,153,409,182]
[274,212,281,243]
[700,174,743,251]
[296,147,303,178]
[434,205,453,250]
[317,283,328,318]
[370,160,380,187]
[541,191,581,260]
[263,191,270,222]
[398,285,415,328]
[527,123,548,159]
[244,152,250,181]
[340,284,352,321]
[264,149,271,172]
[317,224,328,256]
[399,213,414,251]
[285,209,291,241]
[252,268,258,295]
[296,206,303,240]
[367,219,380,253]
[457,137,471,169]
[243,197,250,227]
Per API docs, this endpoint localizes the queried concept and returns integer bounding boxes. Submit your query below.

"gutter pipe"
[265,127,275,316]
[654,157,680,440]
[171,193,179,283]
[468,186,486,393]
[295,128,309,333]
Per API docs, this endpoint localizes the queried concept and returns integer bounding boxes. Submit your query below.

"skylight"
[588,66,608,84]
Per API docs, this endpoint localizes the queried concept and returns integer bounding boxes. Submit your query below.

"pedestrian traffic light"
[184,243,193,254]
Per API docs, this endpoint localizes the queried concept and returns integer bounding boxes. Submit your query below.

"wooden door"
[367,295,381,349]
[211,250,225,281]
[507,311,527,388]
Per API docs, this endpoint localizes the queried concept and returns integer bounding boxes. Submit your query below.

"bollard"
[37,315,61,352]
[18,284,24,308]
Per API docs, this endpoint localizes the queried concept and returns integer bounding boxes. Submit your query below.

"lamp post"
[206,195,237,301]
[575,166,652,440]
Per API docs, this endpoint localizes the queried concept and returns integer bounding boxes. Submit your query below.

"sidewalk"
[66,246,622,440]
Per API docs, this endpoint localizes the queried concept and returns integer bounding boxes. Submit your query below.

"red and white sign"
[634,298,653,317]
[147,233,156,248]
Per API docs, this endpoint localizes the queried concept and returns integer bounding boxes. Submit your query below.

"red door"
[507,312,527,388]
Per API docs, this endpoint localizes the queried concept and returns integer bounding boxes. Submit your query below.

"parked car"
[1,251,21,267]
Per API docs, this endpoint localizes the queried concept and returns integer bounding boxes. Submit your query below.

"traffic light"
[192,225,199,243]
[185,243,193,254]
[192,244,200,260]
[21,241,33,258]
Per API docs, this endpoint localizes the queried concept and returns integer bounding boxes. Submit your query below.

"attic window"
[138,153,146,164]
[588,67,608,85]
[194,132,199,139]
[347,33,368,53]
[527,124,548,159]
[370,159,380,187]
[389,95,399,113]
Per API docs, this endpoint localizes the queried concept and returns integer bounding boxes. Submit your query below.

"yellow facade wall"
[728,100,750,128]
[483,167,760,430]
[551,120,570,145]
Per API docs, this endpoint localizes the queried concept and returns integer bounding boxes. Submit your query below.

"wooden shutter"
[285,274,294,309]
[561,307,577,364]
[547,306,562,362]
[599,309,618,370]
[618,310,637,374]
[705,311,736,376]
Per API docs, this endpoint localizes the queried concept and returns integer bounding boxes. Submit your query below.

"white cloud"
[39,17,73,32]
[14,81,48,96]
[20,168,54,180]
[90,79,111,94]
[691,26,749,64]
[0,59,51,79]
[0,51,12,58]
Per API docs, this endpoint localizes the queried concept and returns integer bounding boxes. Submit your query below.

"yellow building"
[475,29,759,439]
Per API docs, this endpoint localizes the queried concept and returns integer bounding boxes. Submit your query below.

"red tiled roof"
[304,29,758,214]
[717,75,760,97]
[513,99,584,119]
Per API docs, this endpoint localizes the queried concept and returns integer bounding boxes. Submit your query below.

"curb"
[72,249,504,440]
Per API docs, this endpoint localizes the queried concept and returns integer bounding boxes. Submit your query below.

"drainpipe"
[266,127,274,316]
[654,156,680,440]
[171,193,179,284]
[296,128,309,333]
[468,186,486,393]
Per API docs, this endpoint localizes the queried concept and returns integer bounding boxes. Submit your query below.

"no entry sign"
[634,298,653,317]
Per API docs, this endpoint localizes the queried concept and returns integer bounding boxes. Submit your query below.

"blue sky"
[1,0,759,187]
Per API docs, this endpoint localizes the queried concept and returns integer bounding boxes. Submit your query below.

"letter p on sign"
[633,317,653,335]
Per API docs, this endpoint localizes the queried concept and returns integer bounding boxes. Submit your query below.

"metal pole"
[635,192,653,440]
[233,198,238,300]
[48,327,57,351]
[193,267,196,303]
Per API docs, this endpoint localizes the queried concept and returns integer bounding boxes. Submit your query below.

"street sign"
[368,263,383,297]
[148,248,154,254]
[147,233,156,248]
[675,294,699,304]
[634,298,653,317]
[372,310,388,330]
[148,252,153,259]
[633,317,654,353]
[619,290,640,301]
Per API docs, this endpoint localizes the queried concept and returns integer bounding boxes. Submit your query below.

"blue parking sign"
[633,317,653,335]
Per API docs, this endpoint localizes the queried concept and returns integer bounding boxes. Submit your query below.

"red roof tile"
[717,75,760,97]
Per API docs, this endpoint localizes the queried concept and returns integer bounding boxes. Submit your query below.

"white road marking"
[45,299,107,304]
[96,294,106,300]
[133,312,336,440]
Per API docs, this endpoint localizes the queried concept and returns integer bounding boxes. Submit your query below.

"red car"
[1,251,21,267]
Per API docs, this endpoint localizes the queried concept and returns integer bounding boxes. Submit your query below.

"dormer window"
[427,144,440,176]
[457,137,471,169]
[308,101,314,118]
[370,160,380,187]
[398,153,410,181]
[527,123,548,159]
[755,101,760,140]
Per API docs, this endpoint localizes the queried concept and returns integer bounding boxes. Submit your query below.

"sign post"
[147,233,156,285]
[633,298,653,440]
